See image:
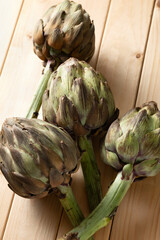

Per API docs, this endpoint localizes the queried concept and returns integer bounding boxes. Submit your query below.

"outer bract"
[0,118,79,198]
[42,58,115,136]
[104,101,160,177]
[33,0,95,63]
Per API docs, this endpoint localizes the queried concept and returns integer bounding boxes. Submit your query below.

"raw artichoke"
[0,117,79,198]
[42,57,115,211]
[33,0,95,63]
[42,57,115,136]
[59,102,160,240]
[104,101,160,177]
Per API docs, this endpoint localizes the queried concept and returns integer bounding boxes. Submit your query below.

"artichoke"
[42,57,115,136]
[33,0,95,63]
[58,102,160,240]
[104,101,160,177]
[42,57,115,211]
[0,117,79,199]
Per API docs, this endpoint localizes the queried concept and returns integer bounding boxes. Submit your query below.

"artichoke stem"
[78,136,103,212]
[59,167,134,240]
[57,185,84,227]
[26,61,54,119]
[57,185,94,240]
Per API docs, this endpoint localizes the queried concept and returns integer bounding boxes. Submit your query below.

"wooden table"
[0,0,160,239]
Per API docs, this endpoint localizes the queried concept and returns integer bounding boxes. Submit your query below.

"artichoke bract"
[0,117,79,199]
[42,57,115,136]
[33,0,95,63]
[104,101,160,177]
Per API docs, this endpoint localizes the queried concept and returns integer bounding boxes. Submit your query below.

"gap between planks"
[94,0,112,69]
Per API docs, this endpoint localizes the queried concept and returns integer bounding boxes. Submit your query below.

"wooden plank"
[57,0,155,239]
[3,195,62,240]
[136,1,160,105]
[0,0,24,74]
[0,0,111,239]
[110,2,160,240]
[0,175,14,239]
[96,0,155,116]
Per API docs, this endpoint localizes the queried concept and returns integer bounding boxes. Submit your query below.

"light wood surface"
[96,0,155,116]
[1,0,160,240]
[0,0,23,74]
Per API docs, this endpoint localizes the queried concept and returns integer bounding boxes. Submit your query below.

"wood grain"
[3,195,62,240]
[96,0,155,116]
[0,0,24,74]
[0,175,14,239]
[110,1,160,240]
[0,0,111,239]
[136,1,160,106]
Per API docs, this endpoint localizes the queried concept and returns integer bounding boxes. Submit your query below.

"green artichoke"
[42,57,115,211]
[42,57,115,136]
[33,0,95,63]
[0,117,79,198]
[104,101,160,177]
[58,102,160,240]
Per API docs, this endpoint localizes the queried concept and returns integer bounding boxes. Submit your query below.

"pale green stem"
[57,185,93,240]
[59,165,134,240]
[79,136,102,212]
[57,185,84,227]
[26,62,52,119]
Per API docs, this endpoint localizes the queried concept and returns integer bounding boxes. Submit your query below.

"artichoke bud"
[104,101,160,178]
[151,112,160,129]
[122,164,133,180]
[33,0,95,63]
[33,19,44,45]
[139,129,160,160]
[64,10,83,31]
[104,149,122,170]
[116,131,139,164]
[141,101,158,115]
[42,58,116,136]
[47,29,64,50]
[56,95,74,130]
[134,159,160,177]
[105,119,123,151]
[120,108,139,123]
[0,118,80,199]
[123,110,152,139]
